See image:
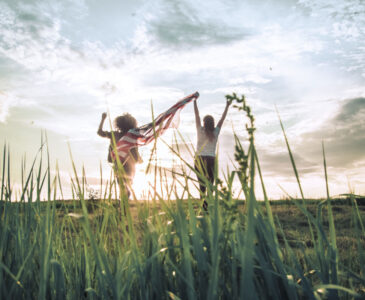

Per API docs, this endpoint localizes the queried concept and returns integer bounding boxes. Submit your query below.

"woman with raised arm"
[97,112,142,199]
[194,98,231,210]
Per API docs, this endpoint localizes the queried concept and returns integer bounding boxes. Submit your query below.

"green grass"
[1,94,365,299]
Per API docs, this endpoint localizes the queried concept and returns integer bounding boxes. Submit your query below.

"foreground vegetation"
[1,94,364,299]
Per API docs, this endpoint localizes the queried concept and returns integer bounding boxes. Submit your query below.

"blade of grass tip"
[36,141,43,203]
[79,198,118,299]
[207,188,222,299]
[68,143,82,197]
[254,146,275,230]
[352,194,365,233]
[351,194,365,280]
[233,134,249,201]
[100,161,103,201]
[1,143,6,202]
[56,161,64,200]
[322,142,339,288]
[21,155,24,199]
[313,284,360,298]
[52,173,57,201]
[153,152,158,201]
[7,144,12,201]
[46,132,51,201]
[239,142,258,300]
[322,142,336,245]
[38,166,48,201]
[38,201,55,300]
[275,107,305,202]
[21,154,26,208]
[146,100,157,175]
[158,166,164,200]
[28,171,34,204]
[103,173,110,201]
[111,174,116,202]
[175,199,196,300]
[275,108,329,273]
[166,291,182,300]
[82,165,86,199]
[253,146,282,257]
[19,149,40,203]
[70,178,76,202]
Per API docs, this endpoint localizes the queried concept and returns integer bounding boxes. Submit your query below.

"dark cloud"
[297,97,365,167]
[148,2,249,47]
[257,148,320,178]
[334,97,365,122]
[151,20,245,47]
[245,98,365,180]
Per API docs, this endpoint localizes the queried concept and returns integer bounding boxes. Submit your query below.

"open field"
[41,199,365,273]
[1,197,364,299]
[65,198,365,276]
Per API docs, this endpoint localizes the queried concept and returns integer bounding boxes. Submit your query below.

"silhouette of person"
[193,98,231,210]
[97,112,142,199]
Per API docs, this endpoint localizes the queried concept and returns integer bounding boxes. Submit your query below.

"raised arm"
[193,99,201,129]
[97,112,111,138]
[216,100,231,129]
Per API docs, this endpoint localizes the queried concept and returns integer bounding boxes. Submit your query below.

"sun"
[132,166,154,200]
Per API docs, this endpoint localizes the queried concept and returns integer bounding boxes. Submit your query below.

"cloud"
[334,97,365,122]
[0,91,30,123]
[298,0,365,77]
[257,97,365,177]
[235,97,365,187]
[0,92,12,123]
[298,97,365,166]
[257,148,320,177]
[143,1,249,48]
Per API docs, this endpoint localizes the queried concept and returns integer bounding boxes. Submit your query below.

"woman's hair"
[114,113,137,134]
[203,115,215,141]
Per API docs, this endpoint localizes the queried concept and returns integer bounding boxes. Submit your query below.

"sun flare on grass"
[132,167,154,200]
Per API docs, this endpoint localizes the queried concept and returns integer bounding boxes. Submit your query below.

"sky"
[0,0,364,200]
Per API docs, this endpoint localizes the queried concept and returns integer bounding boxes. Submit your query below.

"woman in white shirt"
[193,98,231,209]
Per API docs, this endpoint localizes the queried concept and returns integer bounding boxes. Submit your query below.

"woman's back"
[196,126,220,157]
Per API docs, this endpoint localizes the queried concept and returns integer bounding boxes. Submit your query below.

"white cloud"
[0,92,12,123]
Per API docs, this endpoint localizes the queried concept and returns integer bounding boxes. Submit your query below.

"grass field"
[1,94,365,299]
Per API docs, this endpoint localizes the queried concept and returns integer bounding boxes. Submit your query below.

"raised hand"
[102,112,107,119]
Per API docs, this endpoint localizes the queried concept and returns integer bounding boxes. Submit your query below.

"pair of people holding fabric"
[97,96,231,209]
